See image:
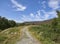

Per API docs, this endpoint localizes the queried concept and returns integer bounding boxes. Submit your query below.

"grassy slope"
[0,26,22,44]
[29,25,60,44]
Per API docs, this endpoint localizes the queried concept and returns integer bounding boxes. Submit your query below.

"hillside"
[19,19,53,26]
[28,11,60,44]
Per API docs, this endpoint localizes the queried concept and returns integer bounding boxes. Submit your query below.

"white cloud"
[35,14,40,19]
[37,10,41,16]
[47,10,58,18]
[21,15,27,21]
[14,20,24,23]
[42,1,46,8]
[11,0,26,11]
[41,10,46,13]
[41,10,50,20]
[41,10,58,19]
[35,10,41,19]
[30,13,34,17]
[20,10,58,22]
[41,9,58,20]
[48,0,59,10]
[20,11,43,22]
[21,10,46,22]
[21,15,32,22]
[44,14,50,20]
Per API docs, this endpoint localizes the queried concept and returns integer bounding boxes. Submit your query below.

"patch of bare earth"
[16,26,41,44]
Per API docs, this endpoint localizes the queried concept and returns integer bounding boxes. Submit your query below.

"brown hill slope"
[23,19,54,25]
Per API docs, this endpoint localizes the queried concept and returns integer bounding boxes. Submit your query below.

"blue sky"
[0,0,60,23]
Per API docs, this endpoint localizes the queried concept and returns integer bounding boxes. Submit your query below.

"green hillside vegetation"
[0,16,16,31]
[0,26,22,44]
[29,11,60,44]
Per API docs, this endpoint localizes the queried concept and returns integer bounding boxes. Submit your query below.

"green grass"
[0,26,22,44]
[29,25,60,44]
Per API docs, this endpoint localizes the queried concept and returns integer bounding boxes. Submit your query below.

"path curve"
[16,26,41,44]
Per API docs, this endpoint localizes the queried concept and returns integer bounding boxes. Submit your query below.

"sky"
[0,0,60,23]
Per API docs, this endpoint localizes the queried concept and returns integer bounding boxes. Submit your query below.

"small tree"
[52,18,58,32]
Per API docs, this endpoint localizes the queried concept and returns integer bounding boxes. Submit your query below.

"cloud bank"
[11,0,26,11]
[48,0,60,10]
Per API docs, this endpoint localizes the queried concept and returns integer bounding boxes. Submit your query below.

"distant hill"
[22,18,55,25]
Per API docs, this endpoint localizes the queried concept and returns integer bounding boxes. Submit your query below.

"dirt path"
[16,26,41,44]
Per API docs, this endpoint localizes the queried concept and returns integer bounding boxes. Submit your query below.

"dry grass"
[0,26,23,44]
